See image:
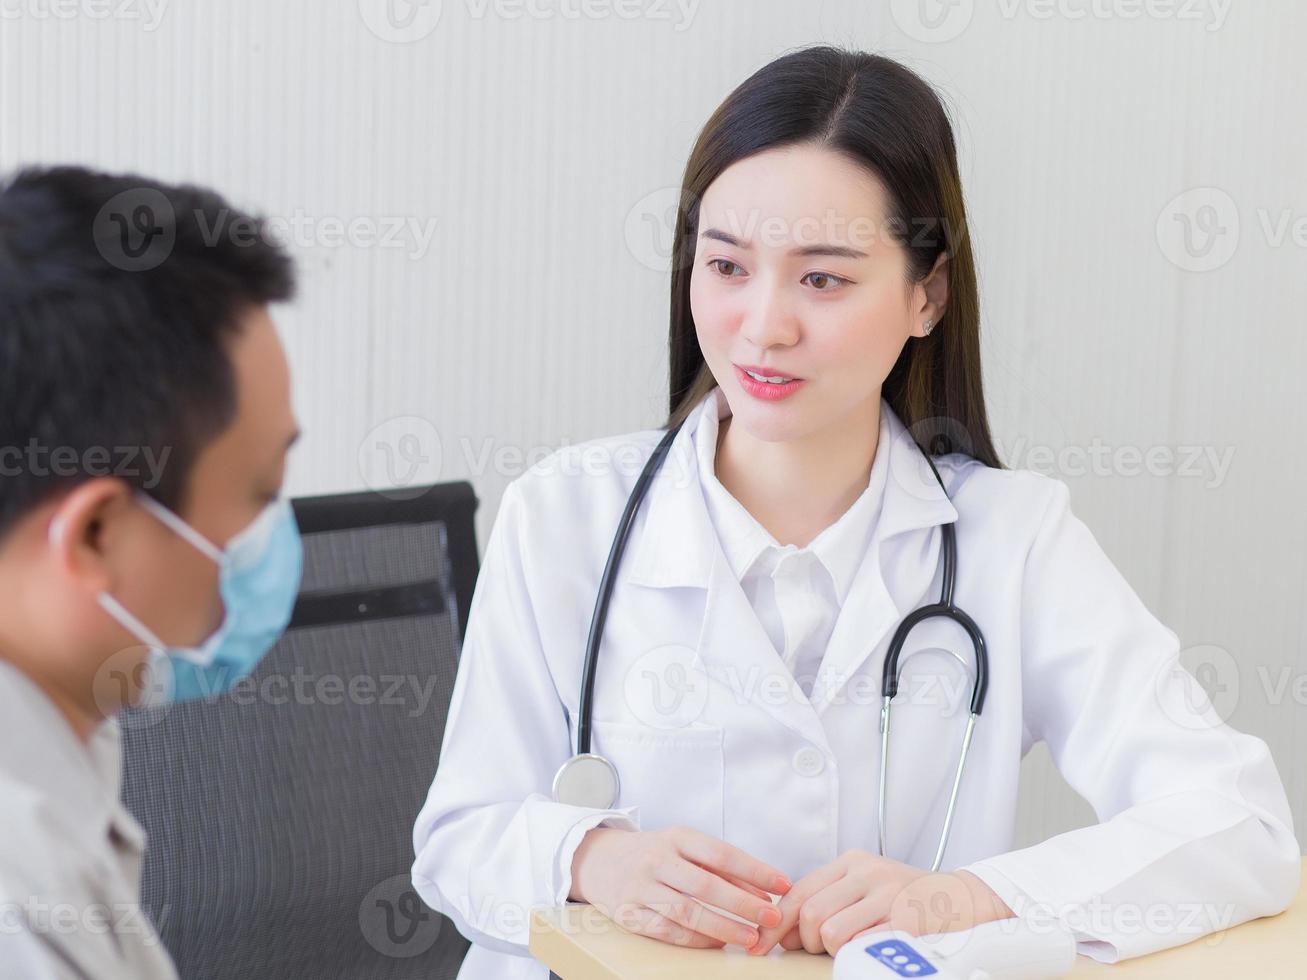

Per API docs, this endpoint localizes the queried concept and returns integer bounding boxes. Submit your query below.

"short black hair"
[0,165,296,541]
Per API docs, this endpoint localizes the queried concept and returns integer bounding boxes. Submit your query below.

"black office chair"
[121,482,478,980]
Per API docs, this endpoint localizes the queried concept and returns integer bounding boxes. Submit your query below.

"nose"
[738,281,800,351]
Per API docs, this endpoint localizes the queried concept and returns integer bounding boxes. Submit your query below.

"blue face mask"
[94,494,304,705]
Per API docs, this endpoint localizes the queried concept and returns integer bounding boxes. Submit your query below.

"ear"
[47,478,136,596]
[912,252,950,338]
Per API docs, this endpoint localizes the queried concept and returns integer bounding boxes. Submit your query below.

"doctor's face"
[688,143,944,443]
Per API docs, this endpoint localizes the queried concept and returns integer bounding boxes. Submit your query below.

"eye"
[708,258,745,278]
[802,271,850,292]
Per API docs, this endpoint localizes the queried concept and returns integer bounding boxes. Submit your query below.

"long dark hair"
[665,46,1003,468]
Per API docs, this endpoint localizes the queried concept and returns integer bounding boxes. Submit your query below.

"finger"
[672,828,792,895]
[688,863,777,903]
[749,862,847,954]
[819,896,888,956]
[712,868,776,902]
[634,904,726,949]
[797,875,872,955]
[646,883,761,948]
[780,925,803,950]
[659,859,782,930]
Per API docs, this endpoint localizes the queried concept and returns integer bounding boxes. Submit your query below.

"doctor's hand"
[745,850,1014,957]
[569,825,793,949]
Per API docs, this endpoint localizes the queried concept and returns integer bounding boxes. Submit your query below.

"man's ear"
[47,478,136,595]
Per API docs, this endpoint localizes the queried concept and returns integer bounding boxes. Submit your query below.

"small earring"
[923,319,934,336]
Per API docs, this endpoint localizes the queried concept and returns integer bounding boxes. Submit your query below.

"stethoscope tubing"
[576,420,685,755]
[565,411,989,872]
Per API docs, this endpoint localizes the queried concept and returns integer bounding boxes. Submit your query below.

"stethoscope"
[552,413,989,872]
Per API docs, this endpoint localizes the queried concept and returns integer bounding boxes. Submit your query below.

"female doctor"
[412,47,1300,978]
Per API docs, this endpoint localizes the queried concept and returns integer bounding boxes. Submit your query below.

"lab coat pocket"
[589,718,725,840]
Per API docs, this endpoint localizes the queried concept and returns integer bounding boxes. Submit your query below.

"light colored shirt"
[693,387,889,698]
[0,659,178,980]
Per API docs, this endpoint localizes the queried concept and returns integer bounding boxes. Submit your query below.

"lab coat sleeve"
[957,477,1300,963]
[411,477,640,957]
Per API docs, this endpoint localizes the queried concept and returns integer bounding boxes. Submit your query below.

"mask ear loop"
[55,494,226,666]
[135,494,225,564]
[134,493,241,667]
[48,493,227,568]
[97,592,168,651]
[46,508,168,652]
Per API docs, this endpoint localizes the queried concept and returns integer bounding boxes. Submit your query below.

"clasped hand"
[746,850,1014,957]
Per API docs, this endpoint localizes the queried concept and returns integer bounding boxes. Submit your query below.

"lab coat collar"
[626,385,961,733]
[625,385,959,592]
[695,386,889,606]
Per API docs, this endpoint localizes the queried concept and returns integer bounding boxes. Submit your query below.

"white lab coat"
[412,389,1300,980]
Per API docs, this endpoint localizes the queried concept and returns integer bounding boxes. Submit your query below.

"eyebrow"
[700,228,868,260]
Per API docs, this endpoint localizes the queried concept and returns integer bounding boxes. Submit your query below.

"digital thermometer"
[832,915,1078,980]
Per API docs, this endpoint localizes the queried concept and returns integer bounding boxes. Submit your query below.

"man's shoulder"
[0,776,90,893]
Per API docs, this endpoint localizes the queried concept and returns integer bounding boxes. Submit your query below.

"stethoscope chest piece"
[552,753,620,809]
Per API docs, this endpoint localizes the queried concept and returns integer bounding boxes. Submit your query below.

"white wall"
[3,0,1304,848]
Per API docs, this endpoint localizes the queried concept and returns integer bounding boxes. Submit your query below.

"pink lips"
[733,364,806,401]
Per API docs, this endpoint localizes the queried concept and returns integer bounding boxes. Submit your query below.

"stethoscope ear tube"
[878,492,990,870]
[575,420,686,757]
[880,524,990,717]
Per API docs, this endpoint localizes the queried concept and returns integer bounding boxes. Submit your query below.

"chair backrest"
[121,482,478,980]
